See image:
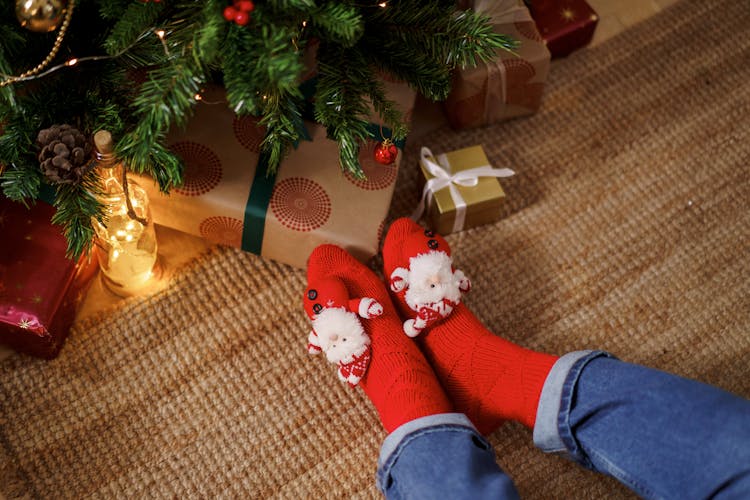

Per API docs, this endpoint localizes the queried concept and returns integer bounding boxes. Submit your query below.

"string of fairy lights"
[0,1,392,97]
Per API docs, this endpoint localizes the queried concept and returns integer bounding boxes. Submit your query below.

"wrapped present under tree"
[0,197,97,359]
[133,81,415,269]
[445,0,551,129]
[414,145,515,235]
[528,0,599,58]
[0,0,518,259]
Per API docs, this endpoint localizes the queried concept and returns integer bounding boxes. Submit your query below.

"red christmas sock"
[305,244,452,433]
[382,218,558,434]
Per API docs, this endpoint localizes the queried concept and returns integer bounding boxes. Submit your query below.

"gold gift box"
[418,145,507,235]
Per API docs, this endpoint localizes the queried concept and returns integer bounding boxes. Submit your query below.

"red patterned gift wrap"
[444,0,550,129]
[529,0,598,58]
[0,197,98,359]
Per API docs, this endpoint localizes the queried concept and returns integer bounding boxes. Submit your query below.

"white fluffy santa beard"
[311,307,371,365]
[404,251,463,312]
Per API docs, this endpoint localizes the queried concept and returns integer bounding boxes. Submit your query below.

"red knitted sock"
[382,218,558,434]
[305,244,452,433]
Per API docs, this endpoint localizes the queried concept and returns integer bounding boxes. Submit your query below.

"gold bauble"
[16,0,67,33]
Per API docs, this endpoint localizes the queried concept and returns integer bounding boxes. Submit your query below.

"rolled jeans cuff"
[377,413,477,491]
[533,350,613,459]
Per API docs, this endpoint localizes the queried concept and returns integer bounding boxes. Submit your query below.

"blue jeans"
[376,351,750,499]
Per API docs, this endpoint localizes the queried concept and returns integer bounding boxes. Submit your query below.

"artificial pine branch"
[314,43,375,177]
[0,166,42,204]
[97,0,131,22]
[365,79,408,142]
[116,1,226,192]
[311,3,363,47]
[265,0,317,12]
[50,171,104,258]
[104,2,166,55]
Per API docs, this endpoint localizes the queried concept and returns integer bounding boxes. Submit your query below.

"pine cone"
[37,124,92,185]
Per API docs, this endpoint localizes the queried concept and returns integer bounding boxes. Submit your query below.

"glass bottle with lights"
[92,130,158,297]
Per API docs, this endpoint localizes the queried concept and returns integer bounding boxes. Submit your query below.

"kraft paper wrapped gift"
[415,145,515,235]
[134,82,415,269]
[445,0,550,129]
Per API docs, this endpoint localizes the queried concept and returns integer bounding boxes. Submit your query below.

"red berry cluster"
[223,1,255,26]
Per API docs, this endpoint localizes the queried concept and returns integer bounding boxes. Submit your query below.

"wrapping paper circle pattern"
[503,58,537,81]
[169,142,223,196]
[270,178,331,232]
[232,115,266,153]
[199,216,244,247]
[344,140,398,191]
[515,21,544,42]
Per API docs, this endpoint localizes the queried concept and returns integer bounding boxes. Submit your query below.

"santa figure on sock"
[385,225,471,337]
[303,276,383,386]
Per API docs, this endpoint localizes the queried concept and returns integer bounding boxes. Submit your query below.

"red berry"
[236,0,255,12]
[223,6,237,21]
[234,10,250,25]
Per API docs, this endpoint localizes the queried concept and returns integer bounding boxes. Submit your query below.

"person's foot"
[305,244,452,433]
[382,218,559,434]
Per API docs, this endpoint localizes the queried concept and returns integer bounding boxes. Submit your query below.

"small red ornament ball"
[373,140,398,165]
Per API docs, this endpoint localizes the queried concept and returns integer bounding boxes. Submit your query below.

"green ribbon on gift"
[241,148,277,255]
[240,123,405,256]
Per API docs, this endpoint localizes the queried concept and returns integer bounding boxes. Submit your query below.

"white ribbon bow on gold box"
[412,146,515,233]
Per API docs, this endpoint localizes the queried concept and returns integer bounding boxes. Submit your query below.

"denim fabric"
[378,352,750,499]
[377,414,518,499]
[533,350,599,454]
[537,352,750,499]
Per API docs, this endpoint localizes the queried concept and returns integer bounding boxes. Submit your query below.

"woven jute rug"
[2,0,749,497]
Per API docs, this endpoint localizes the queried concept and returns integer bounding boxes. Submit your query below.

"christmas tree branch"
[314,43,375,177]
[116,1,226,192]
[310,3,364,47]
[365,78,408,141]
[224,11,308,174]
[50,171,104,258]
[0,106,42,201]
[103,1,166,56]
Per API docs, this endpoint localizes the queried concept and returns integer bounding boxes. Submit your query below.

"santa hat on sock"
[383,220,451,271]
[383,218,452,296]
[383,218,470,336]
[303,276,382,354]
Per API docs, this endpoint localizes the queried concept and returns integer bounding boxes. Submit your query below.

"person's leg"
[382,217,559,434]
[306,244,451,432]
[306,245,519,499]
[378,414,519,500]
[535,351,750,499]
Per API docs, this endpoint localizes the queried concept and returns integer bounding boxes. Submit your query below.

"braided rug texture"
[1,0,748,497]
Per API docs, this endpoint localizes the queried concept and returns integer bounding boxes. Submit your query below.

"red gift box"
[529,0,599,58]
[0,197,97,359]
